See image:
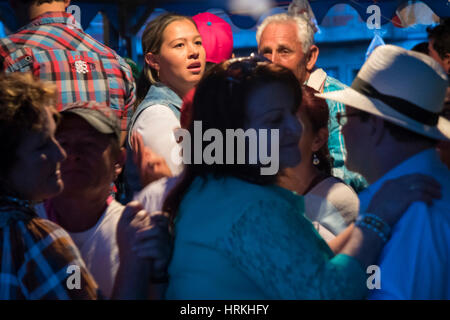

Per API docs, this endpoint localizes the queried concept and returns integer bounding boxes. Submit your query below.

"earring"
[313,153,320,166]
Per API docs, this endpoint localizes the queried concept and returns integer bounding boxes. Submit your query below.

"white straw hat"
[317,45,450,141]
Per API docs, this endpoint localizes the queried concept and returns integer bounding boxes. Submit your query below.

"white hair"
[256,13,316,54]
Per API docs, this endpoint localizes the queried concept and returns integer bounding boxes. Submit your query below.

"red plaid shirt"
[0,204,99,299]
[0,12,135,131]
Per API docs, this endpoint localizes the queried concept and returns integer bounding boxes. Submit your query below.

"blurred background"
[1,0,447,85]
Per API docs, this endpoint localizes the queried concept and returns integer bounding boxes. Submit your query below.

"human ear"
[114,147,126,179]
[306,45,319,71]
[145,52,160,72]
[311,127,329,152]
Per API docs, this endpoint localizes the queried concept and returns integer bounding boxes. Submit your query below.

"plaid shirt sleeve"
[117,55,137,131]
[0,12,137,133]
[0,217,99,300]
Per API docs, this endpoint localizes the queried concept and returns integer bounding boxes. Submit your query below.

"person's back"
[166,175,367,299]
[0,4,135,133]
[166,176,279,299]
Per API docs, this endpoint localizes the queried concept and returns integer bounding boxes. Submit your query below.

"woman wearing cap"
[278,86,359,239]
[125,13,206,199]
[163,57,441,299]
[0,73,169,299]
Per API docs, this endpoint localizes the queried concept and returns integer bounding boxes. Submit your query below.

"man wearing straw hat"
[318,45,450,299]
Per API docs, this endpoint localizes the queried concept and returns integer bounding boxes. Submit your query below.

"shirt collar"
[18,11,82,32]
[359,148,442,212]
[305,68,327,92]
[144,83,183,110]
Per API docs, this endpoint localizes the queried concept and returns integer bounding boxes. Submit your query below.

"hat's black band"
[351,77,439,126]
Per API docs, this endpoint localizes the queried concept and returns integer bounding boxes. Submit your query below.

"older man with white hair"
[319,44,450,299]
[256,13,368,192]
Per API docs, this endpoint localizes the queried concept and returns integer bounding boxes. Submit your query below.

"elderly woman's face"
[245,81,302,172]
[7,107,67,201]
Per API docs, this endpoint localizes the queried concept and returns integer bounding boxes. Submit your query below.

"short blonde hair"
[0,73,58,181]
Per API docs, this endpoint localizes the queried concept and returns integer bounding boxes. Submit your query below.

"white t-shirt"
[36,199,124,298]
[134,176,180,213]
[132,104,183,176]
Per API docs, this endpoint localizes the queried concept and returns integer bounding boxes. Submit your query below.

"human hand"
[133,211,172,282]
[367,173,442,227]
[131,132,172,188]
[116,201,150,263]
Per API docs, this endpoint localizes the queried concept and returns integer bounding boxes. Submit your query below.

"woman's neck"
[278,162,321,195]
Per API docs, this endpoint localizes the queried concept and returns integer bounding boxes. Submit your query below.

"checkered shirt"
[0,12,135,131]
[0,205,99,300]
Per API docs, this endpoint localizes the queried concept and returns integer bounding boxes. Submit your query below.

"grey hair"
[256,13,316,54]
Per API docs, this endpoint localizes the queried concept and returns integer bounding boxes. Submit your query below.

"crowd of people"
[0,0,449,300]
